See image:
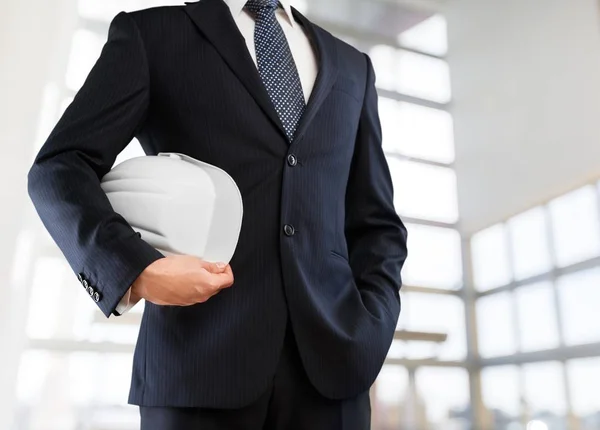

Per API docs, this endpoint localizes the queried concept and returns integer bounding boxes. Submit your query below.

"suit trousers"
[139,319,372,429]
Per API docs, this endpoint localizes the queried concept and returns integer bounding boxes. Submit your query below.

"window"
[507,207,552,280]
[481,365,521,420]
[522,362,567,427]
[397,14,448,57]
[471,223,512,291]
[567,357,600,428]
[395,51,451,104]
[401,292,467,361]
[416,367,470,430]
[379,98,455,164]
[401,223,463,290]
[557,267,600,345]
[514,281,560,352]
[476,292,517,358]
[387,158,459,224]
[373,365,409,429]
[370,45,451,103]
[471,178,600,430]
[548,186,600,267]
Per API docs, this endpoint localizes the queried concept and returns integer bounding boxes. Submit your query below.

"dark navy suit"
[27,0,408,422]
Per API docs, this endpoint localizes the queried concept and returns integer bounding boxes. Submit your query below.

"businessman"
[27,0,408,428]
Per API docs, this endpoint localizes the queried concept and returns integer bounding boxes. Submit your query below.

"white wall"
[446,0,600,235]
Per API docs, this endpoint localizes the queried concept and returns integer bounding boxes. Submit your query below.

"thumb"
[204,261,227,272]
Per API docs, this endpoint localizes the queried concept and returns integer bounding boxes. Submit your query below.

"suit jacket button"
[77,273,84,283]
[283,224,295,236]
[93,292,101,302]
[287,154,297,166]
[87,286,94,296]
[82,279,89,289]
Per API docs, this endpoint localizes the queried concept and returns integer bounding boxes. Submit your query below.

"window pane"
[386,339,406,359]
[416,367,470,430]
[515,281,560,352]
[567,357,600,427]
[398,14,448,57]
[373,365,409,429]
[557,267,600,345]
[522,362,567,428]
[379,98,455,163]
[549,186,600,267]
[396,51,451,103]
[508,207,552,280]
[387,158,458,223]
[402,292,466,360]
[65,29,105,92]
[370,45,452,103]
[476,292,517,358]
[471,223,512,291]
[370,45,397,92]
[481,365,521,423]
[402,223,463,290]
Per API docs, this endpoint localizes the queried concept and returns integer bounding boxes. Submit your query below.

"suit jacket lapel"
[290,7,338,147]
[184,0,288,139]
[183,0,339,146]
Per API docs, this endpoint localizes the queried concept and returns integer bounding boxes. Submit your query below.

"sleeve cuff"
[115,286,134,315]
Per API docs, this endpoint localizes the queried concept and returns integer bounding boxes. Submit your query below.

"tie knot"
[245,0,279,15]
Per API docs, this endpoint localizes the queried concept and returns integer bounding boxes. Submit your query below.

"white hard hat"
[100,152,243,263]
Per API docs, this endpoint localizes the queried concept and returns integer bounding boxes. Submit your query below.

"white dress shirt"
[115,0,318,315]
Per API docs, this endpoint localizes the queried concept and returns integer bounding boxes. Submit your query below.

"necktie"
[245,0,306,142]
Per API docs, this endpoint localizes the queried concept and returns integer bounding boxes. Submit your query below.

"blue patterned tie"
[245,0,306,142]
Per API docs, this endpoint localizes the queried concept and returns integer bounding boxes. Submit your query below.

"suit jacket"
[27,0,408,408]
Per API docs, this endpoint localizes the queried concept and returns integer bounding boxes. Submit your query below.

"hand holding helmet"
[100,152,243,307]
[131,254,234,306]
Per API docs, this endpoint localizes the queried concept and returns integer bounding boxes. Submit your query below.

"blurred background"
[2,0,600,429]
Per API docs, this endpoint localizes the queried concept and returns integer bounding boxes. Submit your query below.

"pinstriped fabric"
[26,1,408,409]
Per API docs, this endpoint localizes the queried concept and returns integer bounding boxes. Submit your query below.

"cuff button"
[93,292,101,302]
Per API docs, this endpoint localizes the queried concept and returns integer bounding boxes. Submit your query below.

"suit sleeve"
[344,53,408,321]
[27,11,165,318]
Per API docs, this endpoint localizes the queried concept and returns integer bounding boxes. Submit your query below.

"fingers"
[206,271,234,292]
[199,260,228,273]
[212,266,235,288]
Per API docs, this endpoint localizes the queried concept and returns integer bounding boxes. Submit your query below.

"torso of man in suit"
[115,0,319,315]
[27,0,408,413]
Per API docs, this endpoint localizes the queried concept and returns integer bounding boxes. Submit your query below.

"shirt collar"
[225,0,295,28]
